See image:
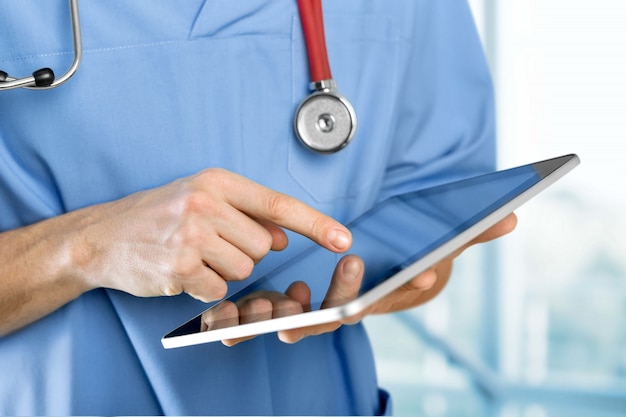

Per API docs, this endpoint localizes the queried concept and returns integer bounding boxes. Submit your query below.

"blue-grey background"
[363,1,626,416]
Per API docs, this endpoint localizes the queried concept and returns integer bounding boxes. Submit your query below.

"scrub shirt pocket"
[190,2,402,211]
[288,13,401,204]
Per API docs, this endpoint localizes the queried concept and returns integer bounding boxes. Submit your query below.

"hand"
[201,255,364,346]
[286,213,518,340]
[363,213,519,315]
[72,168,352,302]
[205,213,517,346]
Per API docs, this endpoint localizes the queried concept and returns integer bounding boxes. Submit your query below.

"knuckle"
[170,223,201,248]
[334,286,355,303]
[251,230,273,260]
[230,257,254,281]
[308,215,326,239]
[211,280,229,300]
[195,168,231,195]
[241,297,273,321]
[187,275,228,303]
[266,193,292,222]
[274,299,303,317]
[171,252,198,278]
[245,297,272,310]
[181,171,228,216]
[179,189,211,215]
[198,167,228,184]
[162,283,183,297]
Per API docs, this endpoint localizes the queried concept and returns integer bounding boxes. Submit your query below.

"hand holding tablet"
[162,154,580,349]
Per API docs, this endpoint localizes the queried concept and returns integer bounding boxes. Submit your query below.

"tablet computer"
[162,154,579,349]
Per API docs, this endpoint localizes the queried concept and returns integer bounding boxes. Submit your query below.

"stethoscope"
[0,0,356,154]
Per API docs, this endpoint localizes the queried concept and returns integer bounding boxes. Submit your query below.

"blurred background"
[363,0,626,416]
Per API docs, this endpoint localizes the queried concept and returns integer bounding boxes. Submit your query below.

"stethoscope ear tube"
[0,0,81,90]
[294,0,357,154]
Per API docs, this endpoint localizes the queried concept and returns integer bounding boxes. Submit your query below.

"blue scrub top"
[0,0,495,415]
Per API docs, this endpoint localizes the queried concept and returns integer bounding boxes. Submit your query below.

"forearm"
[0,212,92,336]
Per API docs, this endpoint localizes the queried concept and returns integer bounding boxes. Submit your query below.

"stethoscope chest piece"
[295,80,357,153]
[294,0,357,154]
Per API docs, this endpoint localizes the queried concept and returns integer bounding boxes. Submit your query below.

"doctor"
[0,0,515,415]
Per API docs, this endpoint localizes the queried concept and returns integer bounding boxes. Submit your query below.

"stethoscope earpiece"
[0,67,55,89]
[33,68,56,87]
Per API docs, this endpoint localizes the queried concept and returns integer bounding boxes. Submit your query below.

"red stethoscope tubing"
[297,0,332,82]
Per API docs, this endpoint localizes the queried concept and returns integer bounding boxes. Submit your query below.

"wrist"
[46,211,100,294]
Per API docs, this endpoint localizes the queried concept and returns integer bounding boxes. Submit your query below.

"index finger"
[213,170,352,252]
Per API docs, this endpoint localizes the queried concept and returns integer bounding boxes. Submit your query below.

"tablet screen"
[163,154,578,347]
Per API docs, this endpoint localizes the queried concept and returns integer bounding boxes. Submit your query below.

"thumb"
[277,255,364,344]
[321,255,363,310]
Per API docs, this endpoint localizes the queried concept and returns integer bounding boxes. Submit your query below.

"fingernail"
[329,229,351,251]
[342,258,361,281]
